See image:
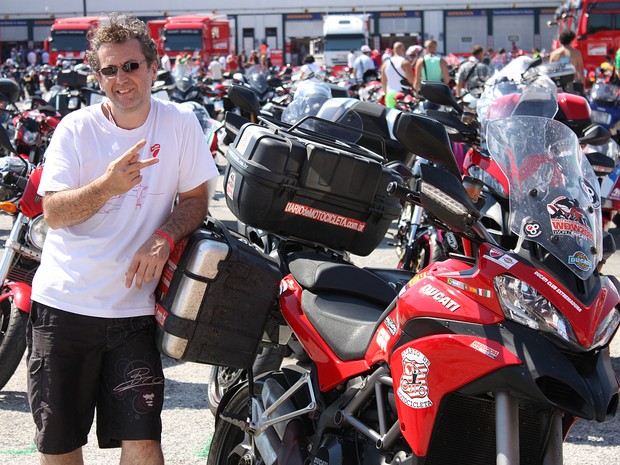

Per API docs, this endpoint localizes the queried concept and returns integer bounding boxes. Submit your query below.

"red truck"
[548,0,620,77]
[156,15,231,64]
[44,16,101,66]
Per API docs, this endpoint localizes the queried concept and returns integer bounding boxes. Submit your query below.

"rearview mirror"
[393,112,462,178]
[580,124,611,146]
[419,82,462,114]
[227,84,262,116]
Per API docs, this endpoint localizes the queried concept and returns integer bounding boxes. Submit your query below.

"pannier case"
[155,218,281,369]
[224,123,402,256]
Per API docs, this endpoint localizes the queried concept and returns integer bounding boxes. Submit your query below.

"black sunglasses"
[98,59,148,76]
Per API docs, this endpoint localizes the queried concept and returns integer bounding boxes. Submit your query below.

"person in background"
[226,50,238,73]
[549,29,585,85]
[455,44,490,97]
[354,44,377,83]
[382,47,393,64]
[26,14,218,465]
[237,49,248,70]
[347,49,356,76]
[381,41,414,108]
[413,39,450,91]
[208,55,223,81]
[371,48,382,69]
[405,44,423,77]
[160,52,171,71]
[300,54,322,80]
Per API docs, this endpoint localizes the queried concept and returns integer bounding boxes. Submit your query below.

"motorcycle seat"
[289,253,403,361]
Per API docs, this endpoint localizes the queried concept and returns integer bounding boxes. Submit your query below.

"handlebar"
[386,181,420,204]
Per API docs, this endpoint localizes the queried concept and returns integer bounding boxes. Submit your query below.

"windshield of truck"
[324,34,366,51]
[164,30,202,52]
[51,31,89,52]
[584,2,620,34]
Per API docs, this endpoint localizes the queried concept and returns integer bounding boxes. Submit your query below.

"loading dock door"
[445,10,488,54]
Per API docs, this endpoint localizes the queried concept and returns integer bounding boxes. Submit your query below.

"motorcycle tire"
[399,234,446,273]
[207,382,264,465]
[0,296,28,391]
[207,345,286,415]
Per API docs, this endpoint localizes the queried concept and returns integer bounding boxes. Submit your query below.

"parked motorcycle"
[0,125,46,390]
[206,104,619,465]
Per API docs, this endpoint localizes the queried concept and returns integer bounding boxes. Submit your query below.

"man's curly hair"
[86,13,159,71]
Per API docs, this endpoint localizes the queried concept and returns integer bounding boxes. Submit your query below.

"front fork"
[495,391,563,465]
[0,213,32,313]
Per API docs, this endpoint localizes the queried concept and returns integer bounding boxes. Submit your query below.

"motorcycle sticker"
[376,327,391,352]
[470,340,499,359]
[419,284,461,311]
[523,221,542,238]
[534,270,583,313]
[547,196,594,242]
[226,172,236,200]
[580,178,600,209]
[384,316,397,336]
[446,277,492,298]
[485,249,518,270]
[568,251,593,272]
[397,347,433,409]
[284,202,366,232]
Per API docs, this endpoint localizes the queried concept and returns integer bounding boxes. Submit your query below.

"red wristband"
[154,229,175,252]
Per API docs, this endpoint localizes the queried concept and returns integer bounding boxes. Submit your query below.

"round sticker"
[524,221,542,238]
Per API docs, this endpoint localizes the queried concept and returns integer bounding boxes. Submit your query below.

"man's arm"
[574,51,586,83]
[380,61,388,94]
[402,59,414,85]
[43,140,158,230]
[413,57,423,91]
[125,182,209,289]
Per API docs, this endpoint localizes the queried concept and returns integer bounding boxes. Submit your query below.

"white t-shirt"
[300,62,321,80]
[32,98,219,318]
[209,59,223,80]
[384,55,408,93]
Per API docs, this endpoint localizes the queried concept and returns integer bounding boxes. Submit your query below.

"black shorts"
[27,302,165,455]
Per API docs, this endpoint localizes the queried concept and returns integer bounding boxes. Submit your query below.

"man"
[413,39,450,92]
[549,29,585,85]
[347,49,356,74]
[208,55,223,81]
[27,14,218,465]
[456,44,490,97]
[354,44,376,83]
[380,42,414,108]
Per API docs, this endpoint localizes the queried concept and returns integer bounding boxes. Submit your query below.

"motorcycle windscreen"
[487,116,603,280]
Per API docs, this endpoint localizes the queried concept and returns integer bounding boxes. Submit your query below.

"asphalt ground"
[0,169,619,464]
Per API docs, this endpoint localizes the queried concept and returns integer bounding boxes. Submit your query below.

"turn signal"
[0,202,18,213]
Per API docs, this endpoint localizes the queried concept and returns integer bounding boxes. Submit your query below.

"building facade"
[0,1,557,64]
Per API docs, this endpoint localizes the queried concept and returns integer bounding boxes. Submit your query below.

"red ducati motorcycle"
[207,111,619,464]
[0,125,46,390]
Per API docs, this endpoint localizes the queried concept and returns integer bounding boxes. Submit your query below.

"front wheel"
[0,296,28,390]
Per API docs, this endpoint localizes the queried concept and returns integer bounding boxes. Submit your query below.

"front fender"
[389,334,521,457]
[0,282,32,313]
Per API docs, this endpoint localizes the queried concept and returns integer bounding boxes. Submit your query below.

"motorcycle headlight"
[591,307,620,350]
[494,275,579,346]
[28,215,49,251]
[21,127,39,146]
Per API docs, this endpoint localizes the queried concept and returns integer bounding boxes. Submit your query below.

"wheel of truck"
[0,295,28,391]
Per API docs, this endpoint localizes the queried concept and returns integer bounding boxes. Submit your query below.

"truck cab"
[160,15,230,65]
[45,16,100,66]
